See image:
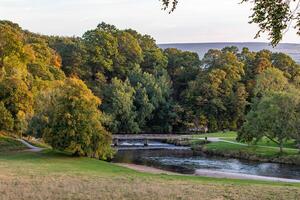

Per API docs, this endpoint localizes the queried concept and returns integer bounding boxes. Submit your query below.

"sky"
[0,0,299,44]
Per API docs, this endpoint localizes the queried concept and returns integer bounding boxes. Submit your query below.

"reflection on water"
[112,140,300,180]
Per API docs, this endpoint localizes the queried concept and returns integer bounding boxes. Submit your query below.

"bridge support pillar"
[144,139,148,146]
[113,139,119,146]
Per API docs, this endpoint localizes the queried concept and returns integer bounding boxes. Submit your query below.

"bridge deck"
[112,134,193,140]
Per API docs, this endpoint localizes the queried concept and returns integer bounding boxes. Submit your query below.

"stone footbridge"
[112,134,192,146]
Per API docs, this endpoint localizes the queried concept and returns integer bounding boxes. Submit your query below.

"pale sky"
[0,0,299,44]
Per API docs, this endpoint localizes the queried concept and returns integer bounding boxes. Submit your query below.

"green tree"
[254,67,289,96]
[164,48,200,100]
[114,32,143,78]
[0,77,33,136]
[0,102,14,132]
[42,78,113,159]
[185,49,246,131]
[271,53,300,81]
[49,37,88,77]
[238,92,300,153]
[83,28,118,75]
[0,21,24,68]
[102,78,139,133]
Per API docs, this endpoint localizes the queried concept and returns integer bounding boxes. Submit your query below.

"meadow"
[1,135,300,200]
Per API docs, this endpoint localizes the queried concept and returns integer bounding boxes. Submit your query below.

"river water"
[112,140,300,180]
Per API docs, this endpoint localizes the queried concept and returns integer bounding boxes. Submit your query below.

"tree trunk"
[279,139,283,154]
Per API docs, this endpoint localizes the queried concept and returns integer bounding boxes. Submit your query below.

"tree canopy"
[0,19,300,155]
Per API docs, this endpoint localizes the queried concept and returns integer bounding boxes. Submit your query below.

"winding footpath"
[17,139,44,152]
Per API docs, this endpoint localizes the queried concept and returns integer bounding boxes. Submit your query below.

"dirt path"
[17,139,44,152]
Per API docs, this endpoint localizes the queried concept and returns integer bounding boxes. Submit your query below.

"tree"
[184,48,246,131]
[238,92,300,153]
[125,29,168,74]
[126,67,155,129]
[49,37,88,77]
[161,0,178,13]
[0,21,24,68]
[164,48,200,100]
[271,53,300,81]
[243,0,300,45]
[42,78,113,159]
[83,28,118,75]
[254,67,289,96]
[114,31,143,77]
[0,102,14,132]
[0,77,33,136]
[102,78,139,133]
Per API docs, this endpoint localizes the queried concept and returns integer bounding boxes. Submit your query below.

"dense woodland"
[0,20,300,157]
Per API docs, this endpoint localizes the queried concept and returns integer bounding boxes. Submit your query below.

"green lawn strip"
[0,150,299,188]
[224,137,298,149]
[205,141,299,157]
[0,135,28,152]
[194,131,298,149]
[192,131,237,139]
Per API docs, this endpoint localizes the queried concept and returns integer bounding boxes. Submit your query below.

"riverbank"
[115,163,300,183]
[165,132,300,165]
[198,141,300,165]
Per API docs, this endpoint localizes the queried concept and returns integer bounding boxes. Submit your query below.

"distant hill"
[159,42,300,63]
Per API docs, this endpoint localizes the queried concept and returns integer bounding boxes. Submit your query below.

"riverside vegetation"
[194,132,300,165]
[0,20,299,158]
[1,19,300,199]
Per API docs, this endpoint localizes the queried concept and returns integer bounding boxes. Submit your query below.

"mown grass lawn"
[194,131,299,149]
[193,131,237,139]
[225,137,298,149]
[0,150,300,200]
[205,141,299,157]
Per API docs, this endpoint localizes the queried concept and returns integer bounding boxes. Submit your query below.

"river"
[112,140,300,181]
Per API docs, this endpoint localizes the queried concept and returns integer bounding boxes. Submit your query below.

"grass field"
[205,141,299,157]
[193,131,237,139]
[1,134,300,199]
[224,137,298,149]
[194,131,299,151]
[1,150,300,200]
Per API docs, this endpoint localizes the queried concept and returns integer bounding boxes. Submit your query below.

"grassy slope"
[24,138,51,148]
[0,150,300,200]
[0,134,27,152]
